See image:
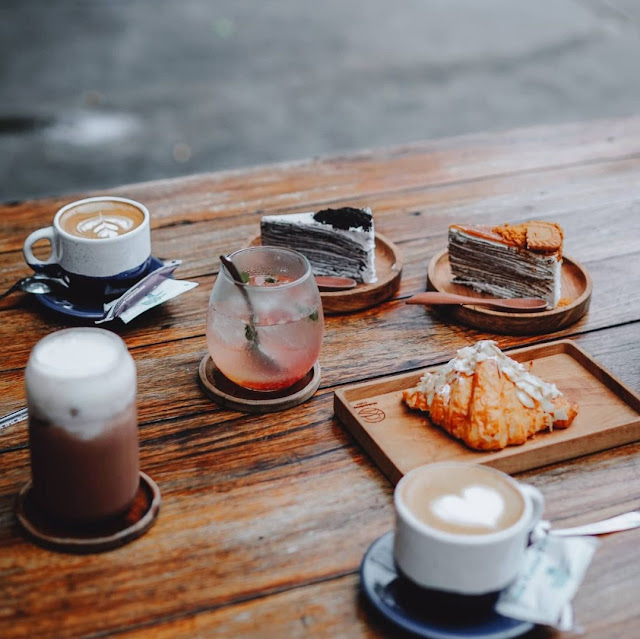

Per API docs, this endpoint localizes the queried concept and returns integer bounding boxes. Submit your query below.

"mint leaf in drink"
[240,271,251,283]
[245,323,259,343]
[265,276,278,284]
[308,310,319,321]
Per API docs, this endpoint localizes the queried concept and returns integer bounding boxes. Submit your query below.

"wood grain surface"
[1,116,640,639]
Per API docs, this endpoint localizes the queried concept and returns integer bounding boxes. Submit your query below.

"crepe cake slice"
[260,207,376,284]
[448,221,563,307]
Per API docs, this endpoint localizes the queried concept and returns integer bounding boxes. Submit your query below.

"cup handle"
[23,227,60,272]
[519,482,545,529]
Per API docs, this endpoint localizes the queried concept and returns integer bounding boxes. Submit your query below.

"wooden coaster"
[199,355,321,413]
[15,471,161,554]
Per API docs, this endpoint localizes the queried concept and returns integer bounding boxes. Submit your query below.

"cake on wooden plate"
[260,207,376,284]
[448,221,563,307]
[403,340,578,451]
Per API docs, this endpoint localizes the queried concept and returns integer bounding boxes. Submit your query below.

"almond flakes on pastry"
[403,340,578,451]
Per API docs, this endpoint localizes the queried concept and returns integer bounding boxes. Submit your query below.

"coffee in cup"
[399,463,525,536]
[23,196,152,298]
[394,462,544,596]
[58,199,146,240]
[25,328,140,523]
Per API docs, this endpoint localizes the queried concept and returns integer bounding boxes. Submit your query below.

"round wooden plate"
[248,233,403,314]
[15,472,161,554]
[199,355,321,413]
[426,250,592,335]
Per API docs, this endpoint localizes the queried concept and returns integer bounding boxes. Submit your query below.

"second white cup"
[393,462,544,595]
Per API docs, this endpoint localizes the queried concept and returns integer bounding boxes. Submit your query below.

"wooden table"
[1,116,640,638]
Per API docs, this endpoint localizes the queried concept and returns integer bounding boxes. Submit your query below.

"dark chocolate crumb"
[70,408,79,417]
[313,207,372,231]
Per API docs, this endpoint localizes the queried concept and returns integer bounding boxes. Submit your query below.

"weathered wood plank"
[3,153,640,282]
[2,398,639,639]
[2,115,640,252]
[114,520,640,639]
[0,178,639,379]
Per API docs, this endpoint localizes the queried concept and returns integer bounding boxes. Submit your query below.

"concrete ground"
[1,0,640,202]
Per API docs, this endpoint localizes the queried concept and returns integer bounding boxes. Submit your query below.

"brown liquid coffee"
[28,405,139,522]
[59,200,145,240]
[400,465,525,535]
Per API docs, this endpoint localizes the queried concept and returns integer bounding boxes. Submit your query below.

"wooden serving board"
[334,340,640,484]
[427,250,592,335]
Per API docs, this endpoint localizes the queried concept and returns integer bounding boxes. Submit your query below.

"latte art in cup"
[393,462,545,595]
[59,200,146,240]
[399,464,525,535]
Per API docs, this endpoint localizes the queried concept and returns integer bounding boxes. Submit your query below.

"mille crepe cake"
[260,207,376,284]
[448,221,563,307]
[403,340,578,451]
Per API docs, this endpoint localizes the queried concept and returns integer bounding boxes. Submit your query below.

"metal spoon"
[527,511,640,542]
[219,255,282,374]
[0,274,69,301]
[406,292,549,313]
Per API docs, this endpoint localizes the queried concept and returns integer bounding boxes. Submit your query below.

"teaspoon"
[0,274,69,302]
[219,255,283,374]
[406,292,548,313]
[314,275,357,291]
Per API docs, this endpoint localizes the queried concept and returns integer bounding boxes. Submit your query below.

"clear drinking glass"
[206,247,324,391]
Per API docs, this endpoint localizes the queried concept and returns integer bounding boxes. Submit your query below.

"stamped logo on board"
[354,401,386,423]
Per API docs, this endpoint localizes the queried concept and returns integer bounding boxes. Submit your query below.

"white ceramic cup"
[393,462,544,596]
[23,196,151,284]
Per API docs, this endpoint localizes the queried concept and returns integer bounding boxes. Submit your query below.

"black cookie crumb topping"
[313,207,372,231]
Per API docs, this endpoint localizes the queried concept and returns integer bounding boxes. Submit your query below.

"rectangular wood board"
[334,340,640,484]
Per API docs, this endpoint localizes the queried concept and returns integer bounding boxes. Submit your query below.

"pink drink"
[207,248,324,391]
[25,328,139,522]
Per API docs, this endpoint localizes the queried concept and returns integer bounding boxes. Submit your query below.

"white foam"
[26,328,136,434]
[431,485,505,530]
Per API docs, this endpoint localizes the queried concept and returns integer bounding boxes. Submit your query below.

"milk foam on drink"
[26,328,136,439]
[25,328,139,522]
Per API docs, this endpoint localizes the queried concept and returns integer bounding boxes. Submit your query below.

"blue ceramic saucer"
[35,256,165,321]
[360,532,534,639]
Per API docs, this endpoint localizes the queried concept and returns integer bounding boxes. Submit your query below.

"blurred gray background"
[2,0,639,202]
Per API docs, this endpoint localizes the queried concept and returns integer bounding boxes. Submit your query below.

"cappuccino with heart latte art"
[394,462,544,595]
[399,464,525,535]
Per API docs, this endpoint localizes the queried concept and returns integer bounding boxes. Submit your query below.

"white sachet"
[496,534,599,631]
[112,278,198,324]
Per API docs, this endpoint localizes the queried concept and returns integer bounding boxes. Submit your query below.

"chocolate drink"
[29,405,139,522]
[25,328,139,523]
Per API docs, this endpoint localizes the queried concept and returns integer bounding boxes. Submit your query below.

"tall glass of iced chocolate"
[25,328,139,523]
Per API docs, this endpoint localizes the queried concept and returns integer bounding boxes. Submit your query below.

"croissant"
[403,341,578,451]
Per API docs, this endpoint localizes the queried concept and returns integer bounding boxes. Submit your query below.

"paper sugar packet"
[496,534,599,632]
[96,260,198,324]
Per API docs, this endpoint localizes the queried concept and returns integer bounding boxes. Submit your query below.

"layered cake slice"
[260,207,376,283]
[448,221,563,307]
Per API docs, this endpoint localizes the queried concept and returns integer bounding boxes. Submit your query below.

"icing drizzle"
[417,340,567,421]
